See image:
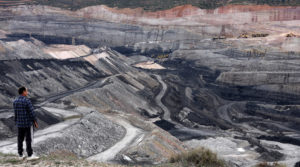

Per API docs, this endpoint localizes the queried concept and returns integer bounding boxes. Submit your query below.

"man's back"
[13,96,36,128]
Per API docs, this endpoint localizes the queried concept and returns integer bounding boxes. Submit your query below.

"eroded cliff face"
[0,4,299,51]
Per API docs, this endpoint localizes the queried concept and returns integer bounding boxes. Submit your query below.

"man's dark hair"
[18,87,26,95]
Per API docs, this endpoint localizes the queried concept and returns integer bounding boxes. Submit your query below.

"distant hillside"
[1,0,300,10]
[34,0,228,10]
[230,0,300,6]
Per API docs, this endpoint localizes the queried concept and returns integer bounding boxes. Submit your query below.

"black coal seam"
[0,58,102,74]
[257,135,300,146]
[209,83,300,105]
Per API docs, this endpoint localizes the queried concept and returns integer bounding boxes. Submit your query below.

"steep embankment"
[154,45,300,166]
[0,111,126,158]
[0,38,186,164]
[87,117,143,162]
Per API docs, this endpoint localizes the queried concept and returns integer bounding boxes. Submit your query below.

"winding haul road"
[0,72,218,161]
[0,73,145,163]
[0,75,115,154]
[154,74,171,121]
[155,73,300,139]
[0,47,148,162]
[87,117,144,162]
[216,101,300,134]
[0,74,118,119]
[0,118,79,155]
[153,74,217,138]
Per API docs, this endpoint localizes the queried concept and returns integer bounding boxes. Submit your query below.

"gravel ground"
[0,151,129,167]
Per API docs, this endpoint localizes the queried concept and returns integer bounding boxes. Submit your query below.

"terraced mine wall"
[0,4,300,166]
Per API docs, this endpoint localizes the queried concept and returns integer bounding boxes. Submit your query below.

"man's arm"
[13,101,17,125]
[26,99,37,125]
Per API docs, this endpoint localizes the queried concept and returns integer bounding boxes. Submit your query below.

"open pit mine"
[0,1,299,167]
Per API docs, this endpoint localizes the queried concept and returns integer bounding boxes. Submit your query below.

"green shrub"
[169,147,226,167]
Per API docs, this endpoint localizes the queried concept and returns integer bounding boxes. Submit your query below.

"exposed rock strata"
[0,3,300,167]
[0,40,185,164]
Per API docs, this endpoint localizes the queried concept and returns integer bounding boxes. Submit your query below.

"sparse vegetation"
[0,148,229,167]
[0,153,24,165]
[0,44,6,53]
[0,152,16,157]
[251,33,269,38]
[286,33,297,38]
[244,48,267,57]
[169,147,227,167]
[212,36,227,40]
[2,158,22,164]
[238,33,249,38]
[254,162,287,167]
[156,54,169,59]
[0,150,126,167]
[150,54,170,59]
[287,51,300,56]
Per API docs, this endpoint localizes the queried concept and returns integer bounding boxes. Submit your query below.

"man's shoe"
[18,155,26,160]
[26,155,39,161]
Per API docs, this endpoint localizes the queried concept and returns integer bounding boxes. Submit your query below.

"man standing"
[13,87,39,160]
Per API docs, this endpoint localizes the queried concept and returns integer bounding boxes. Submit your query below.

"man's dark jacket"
[13,96,36,127]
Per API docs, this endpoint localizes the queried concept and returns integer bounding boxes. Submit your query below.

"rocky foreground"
[0,3,300,167]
